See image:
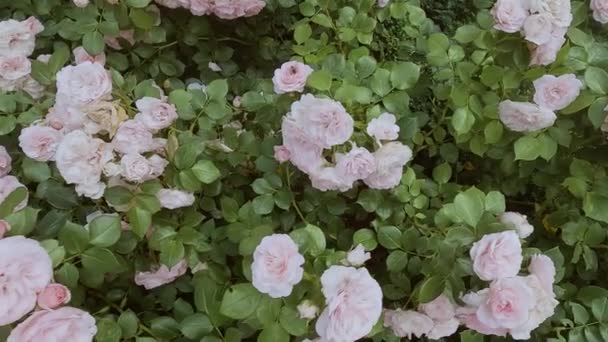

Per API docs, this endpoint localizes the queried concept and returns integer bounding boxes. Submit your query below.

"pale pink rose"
[529,0,572,28]
[0,219,10,238]
[470,231,523,281]
[208,61,222,72]
[252,234,304,298]
[0,55,31,80]
[46,105,86,132]
[523,14,554,45]
[0,175,28,211]
[75,181,106,199]
[0,17,44,57]
[147,154,168,179]
[135,259,188,290]
[73,46,106,65]
[346,244,371,266]
[55,62,112,109]
[18,126,62,162]
[73,0,89,7]
[156,189,195,209]
[189,0,212,15]
[104,30,135,50]
[7,306,96,342]
[290,94,354,148]
[528,255,555,294]
[103,162,121,177]
[456,291,509,337]
[297,300,319,319]
[0,146,12,177]
[0,236,53,326]
[309,167,350,192]
[20,76,45,99]
[509,275,558,339]
[55,130,113,185]
[529,27,567,66]
[36,54,51,63]
[533,74,583,111]
[112,120,155,155]
[335,146,376,186]
[427,318,460,339]
[383,309,433,339]
[364,142,412,190]
[477,277,535,329]
[491,0,527,33]
[134,97,178,131]
[212,0,265,19]
[273,145,291,163]
[591,0,608,23]
[499,212,534,238]
[232,96,242,108]
[37,283,71,310]
[316,266,383,342]
[366,112,400,141]
[280,118,324,175]
[240,0,266,16]
[377,0,390,7]
[120,154,152,182]
[419,294,456,322]
[272,61,314,94]
[498,100,556,132]
[155,0,184,8]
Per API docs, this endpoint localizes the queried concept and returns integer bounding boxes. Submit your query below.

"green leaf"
[484,191,505,214]
[55,263,79,288]
[81,247,126,274]
[312,13,333,28]
[89,214,121,247]
[390,62,420,90]
[377,226,402,250]
[258,323,289,342]
[126,0,152,7]
[192,160,221,184]
[432,162,452,184]
[307,70,332,91]
[174,142,204,169]
[584,192,608,224]
[0,187,27,217]
[83,31,104,55]
[252,194,274,215]
[96,318,122,342]
[592,298,608,322]
[22,158,51,182]
[160,240,185,267]
[220,284,262,320]
[127,207,151,239]
[279,307,307,336]
[129,8,155,29]
[207,79,229,101]
[294,23,312,44]
[588,97,608,128]
[484,120,503,144]
[451,108,475,135]
[58,221,89,254]
[353,228,378,250]
[571,302,590,324]
[418,276,445,303]
[454,25,482,44]
[514,135,541,161]
[118,310,139,339]
[289,224,326,256]
[386,250,408,272]
[180,314,213,340]
[453,187,485,227]
[585,66,608,95]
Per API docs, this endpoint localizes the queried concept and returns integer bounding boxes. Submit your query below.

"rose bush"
[0,0,607,341]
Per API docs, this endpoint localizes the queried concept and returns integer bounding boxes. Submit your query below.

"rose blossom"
[155,0,184,9]
[523,14,554,45]
[273,145,291,163]
[297,300,319,319]
[73,46,106,65]
[280,117,324,175]
[156,189,195,209]
[251,234,304,298]
[364,142,413,190]
[104,30,135,50]
[529,27,567,66]
[498,100,556,132]
[55,62,112,109]
[55,130,113,186]
[0,219,10,238]
[0,146,11,177]
[427,318,460,339]
[470,231,523,281]
[0,55,31,80]
[46,105,86,132]
[0,175,28,211]
[7,306,97,342]
[18,126,62,162]
[21,76,45,99]
[112,120,155,154]
[529,0,572,28]
[335,146,376,186]
[83,100,129,137]
[383,309,433,339]
[147,154,168,178]
[134,97,178,131]
[457,291,509,337]
[0,17,44,57]
[0,236,53,326]
[310,167,350,192]
[37,283,71,310]
[212,0,266,19]
[272,61,314,94]
[346,244,371,266]
[591,0,608,23]
[120,154,152,182]
[289,94,354,148]
[189,0,213,14]
[533,74,583,111]
[491,0,527,33]
[135,259,188,290]
[73,0,90,7]
[75,181,106,200]
[366,112,400,141]
[509,275,558,339]
[316,266,383,342]
[528,254,556,293]
[419,294,456,322]
[499,212,534,238]
[477,277,536,330]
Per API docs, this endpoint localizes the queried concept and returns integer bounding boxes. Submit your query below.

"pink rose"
[491,0,527,33]
[0,219,10,238]
[456,291,509,337]
[73,46,106,65]
[477,277,535,329]
[272,61,314,94]
[273,145,291,163]
[18,126,63,161]
[134,97,178,131]
[509,275,558,339]
[7,307,97,342]
[37,283,71,310]
[499,211,534,238]
[470,231,523,281]
[0,236,53,326]
[55,62,112,109]
[529,0,572,28]
[135,259,188,290]
[75,181,106,199]
[20,76,45,99]
[364,142,412,190]
[335,146,376,186]
[346,244,371,266]
[0,55,31,80]
[366,112,400,141]
[523,14,554,45]
[189,0,212,15]
[104,30,135,50]
[46,105,86,131]
[0,175,28,212]
[533,74,583,111]
[419,294,456,322]
[156,0,185,9]
[55,130,113,186]
[383,309,433,339]
[498,100,556,132]
[316,266,383,342]
[156,189,195,209]
[591,0,608,23]
[427,318,460,339]
[73,0,90,7]
[120,154,152,182]
[529,27,567,66]
[528,255,556,294]
[0,145,12,177]
[280,117,324,175]
[309,167,350,192]
[213,0,265,19]
[251,234,304,298]
[112,120,155,155]
[0,17,44,57]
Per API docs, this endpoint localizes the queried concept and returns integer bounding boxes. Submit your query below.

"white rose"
[251,234,304,298]
[523,13,554,45]
[383,309,433,339]
[75,182,106,200]
[366,112,400,141]
[498,100,556,132]
[297,300,319,320]
[499,212,534,238]
[346,244,371,266]
[156,189,195,209]
[0,17,44,57]
[364,142,413,190]
[55,62,112,109]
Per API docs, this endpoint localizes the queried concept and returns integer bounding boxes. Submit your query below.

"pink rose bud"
[37,283,71,310]
[273,145,291,163]
[0,219,10,238]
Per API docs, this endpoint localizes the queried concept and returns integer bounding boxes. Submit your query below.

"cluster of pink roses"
[457,231,558,339]
[591,0,608,23]
[499,73,582,132]
[272,61,413,192]
[0,236,96,341]
[155,0,265,19]
[491,0,572,66]
[0,17,46,98]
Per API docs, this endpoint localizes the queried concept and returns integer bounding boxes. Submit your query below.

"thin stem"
[285,166,307,224]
